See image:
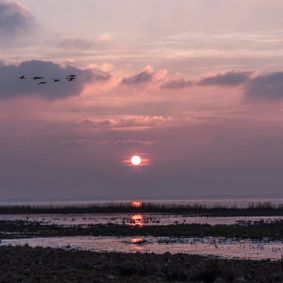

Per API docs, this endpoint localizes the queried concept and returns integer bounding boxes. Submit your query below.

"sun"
[123,154,150,167]
[131,155,142,166]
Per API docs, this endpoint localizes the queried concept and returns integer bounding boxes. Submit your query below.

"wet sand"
[0,246,282,283]
[1,220,282,240]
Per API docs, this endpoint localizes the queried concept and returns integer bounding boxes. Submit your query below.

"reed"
[0,201,282,216]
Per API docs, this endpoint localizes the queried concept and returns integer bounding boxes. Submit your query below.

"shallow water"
[2,236,282,261]
[0,213,282,227]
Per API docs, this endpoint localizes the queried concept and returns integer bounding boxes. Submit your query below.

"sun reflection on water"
[128,237,147,252]
[130,238,146,244]
[129,214,144,227]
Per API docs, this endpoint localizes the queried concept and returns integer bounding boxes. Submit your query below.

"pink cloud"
[77,115,172,130]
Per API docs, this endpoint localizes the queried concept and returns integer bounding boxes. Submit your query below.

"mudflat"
[0,246,282,283]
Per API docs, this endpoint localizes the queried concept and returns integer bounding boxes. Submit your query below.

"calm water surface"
[2,236,282,261]
[1,213,282,226]
[1,199,282,261]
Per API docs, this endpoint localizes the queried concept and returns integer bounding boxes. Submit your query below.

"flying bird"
[67,77,76,81]
[38,81,47,85]
[19,75,27,80]
[66,75,77,81]
[53,79,61,82]
[33,76,45,80]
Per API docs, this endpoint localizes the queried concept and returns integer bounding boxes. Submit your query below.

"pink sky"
[1,0,283,201]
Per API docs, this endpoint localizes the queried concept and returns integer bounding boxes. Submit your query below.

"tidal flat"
[0,220,282,240]
[0,202,282,282]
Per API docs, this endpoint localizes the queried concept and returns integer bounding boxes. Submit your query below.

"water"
[2,236,282,261]
[1,199,282,261]
[1,213,282,226]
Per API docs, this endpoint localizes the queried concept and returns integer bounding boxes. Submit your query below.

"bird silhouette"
[17,74,77,85]
[33,76,45,80]
[67,77,76,81]
[66,75,77,81]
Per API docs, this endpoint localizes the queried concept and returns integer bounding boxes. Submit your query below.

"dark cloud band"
[121,69,154,85]
[245,72,283,101]
[160,77,192,89]
[198,71,251,87]
[0,1,33,34]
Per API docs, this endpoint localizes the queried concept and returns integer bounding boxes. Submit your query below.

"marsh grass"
[0,202,282,216]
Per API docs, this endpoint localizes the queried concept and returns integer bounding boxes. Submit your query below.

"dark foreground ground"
[0,246,282,283]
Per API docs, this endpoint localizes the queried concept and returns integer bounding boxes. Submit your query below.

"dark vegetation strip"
[0,202,283,216]
[1,220,282,240]
[0,246,282,283]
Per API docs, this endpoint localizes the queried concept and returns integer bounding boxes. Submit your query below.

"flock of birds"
[18,74,77,85]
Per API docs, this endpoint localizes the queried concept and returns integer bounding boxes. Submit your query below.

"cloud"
[121,65,154,85]
[160,77,192,89]
[245,71,283,101]
[159,70,251,90]
[91,69,111,81]
[61,138,110,146]
[78,119,114,129]
[114,139,156,146]
[97,33,112,42]
[0,1,33,34]
[56,38,94,49]
[53,34,113,50]
[0,60,110,99]
[198,71,251,87]
[77,115,171,130]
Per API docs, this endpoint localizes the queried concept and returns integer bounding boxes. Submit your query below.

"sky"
[1,0,283,201]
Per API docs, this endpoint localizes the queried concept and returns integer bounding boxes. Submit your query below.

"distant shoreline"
[0,201,282,216]
[1,197,283,205]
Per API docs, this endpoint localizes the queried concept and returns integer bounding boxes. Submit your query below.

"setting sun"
[131,201,143,208]
[122,154,151,167]
[131,155,142,166]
